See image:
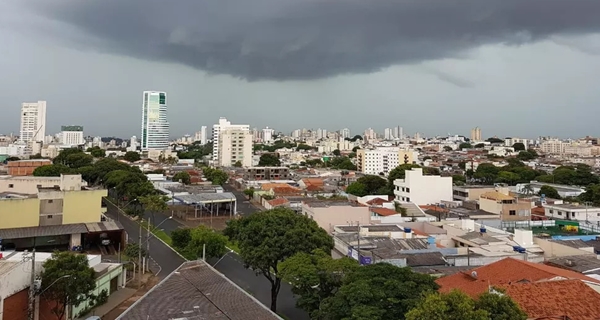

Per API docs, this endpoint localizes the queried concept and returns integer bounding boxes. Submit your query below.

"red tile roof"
[436,258,600,297]
[369,207,398,217]
[366,197,389,205]
[272,186,302,196]
[267,198,289,207]
[502,279,600,320]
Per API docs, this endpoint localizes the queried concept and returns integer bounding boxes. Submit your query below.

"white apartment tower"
[141,91,169,151]
[60,125,84,146]
[212,117,250,162]
[218,128,253,167]
[340,128,351,139]
[20,101,47,143]
[470,127,482,142]
[262,127,275,143]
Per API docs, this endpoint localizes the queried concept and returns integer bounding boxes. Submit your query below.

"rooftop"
[117,260,281,320]
[545,255,600,274]
[480,191,514,201]
[304,200,360,208]
[369,207,398,217]
[545,203,600,210]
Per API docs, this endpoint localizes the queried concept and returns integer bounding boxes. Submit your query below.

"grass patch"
[141,221,173,246]
[226,240,241,254]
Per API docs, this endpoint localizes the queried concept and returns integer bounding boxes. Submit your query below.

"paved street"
[104,200,186,279]
[222,183,259,216]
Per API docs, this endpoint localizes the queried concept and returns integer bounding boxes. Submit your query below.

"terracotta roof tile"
[302,178,324,186]
[366,198,389,205]
[369,207,398,217]
[267,198,289,207]
[503,279,600,320]
[436,258,600,297]
[419,205,449,213]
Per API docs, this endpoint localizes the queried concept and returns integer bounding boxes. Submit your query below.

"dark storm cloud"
[21,0,600,80]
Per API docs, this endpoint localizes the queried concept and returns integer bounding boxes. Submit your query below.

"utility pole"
[138,222,143,288]
[27,247,36,320]
[146,217,151,271]
[356,221,360,265]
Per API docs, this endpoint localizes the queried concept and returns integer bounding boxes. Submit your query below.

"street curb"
[138,221,189,262]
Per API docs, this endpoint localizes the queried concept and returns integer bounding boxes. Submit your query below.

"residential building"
[302,201,371,234]
[141,91,169,151]
[217,128,253,167]
[19,101,47,144]
[0,252,125,320]
[117,260,282,320]
[384,128,394,140]
[516,181,585,198]
[7,159,52,176]
[262,127,275,143]
[393,126,403,140]
[452,185,496,202]
[436,258,600,320]
[243,167,290,181]
[540,139,566,154]
[544,203,600,223]
[393,168,452,205]
[478,191,532,221]
[60,125,84,146]
[470,127,481,142]
[340,128,351,139]
[212,118,250,162]
[504,137,529,149]
[356,147,417,176]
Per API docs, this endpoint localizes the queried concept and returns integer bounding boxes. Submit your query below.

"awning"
[0,224,88,240]
[175,192,236,205]
[86,221,124,233]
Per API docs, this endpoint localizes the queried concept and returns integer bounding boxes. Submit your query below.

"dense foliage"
[177,142,213,160]
[258,153,282,166]
[171,226,228,260]
[202,167,229,185]
[346,175,388,197]
[173,171,191,184]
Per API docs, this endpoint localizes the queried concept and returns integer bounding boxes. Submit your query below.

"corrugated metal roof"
[175,192,236,204]
[85,220,124,233]
[0,224,88,240]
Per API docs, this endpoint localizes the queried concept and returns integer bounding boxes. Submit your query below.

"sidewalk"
[75,288,137,320]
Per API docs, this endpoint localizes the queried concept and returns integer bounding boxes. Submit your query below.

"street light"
[37,274,73,296]
[138,214,173,287]
[117,198,138,222]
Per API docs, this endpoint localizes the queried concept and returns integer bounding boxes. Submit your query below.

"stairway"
[399,202,426,217]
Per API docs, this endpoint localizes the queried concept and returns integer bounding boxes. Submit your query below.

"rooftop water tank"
[404,227,412,233]
[480,227,487,233]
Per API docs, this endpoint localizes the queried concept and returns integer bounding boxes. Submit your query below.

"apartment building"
[452,185,496,202]
[0,174,116,251]
[356,147,417,176]
[393,168,452,205]
[243,167,290,180]
[60,125,85,146]
[217,127,253,167]
[212,118,250,162]
[544,203,600,223]
[19,101,47,144]
[470,127,482,142]
[540,139,566,154]
[504,137,529,149]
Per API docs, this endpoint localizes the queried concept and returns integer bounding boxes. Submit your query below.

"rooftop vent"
[471,271,478,279]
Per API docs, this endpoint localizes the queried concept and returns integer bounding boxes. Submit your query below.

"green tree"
[124,243,147,262]
[320,263,439,320]
[459,143,473,149]
[52,148,83,166]
[495,171,521,185]
[512,143,525,151]
[279,250,358,318]
[139,194,169,213]
[352,146,360,152]
[202,167,229,185]
[476,291,527,320]
[5,156,20,162]
[296,144,314,151]
[332,149,341,156]
[171,228,192,250]
[123,151,141,162]
[33,164,72,177]
[40,252,96,320]
[538,185,561,199]
[30,153,44,159]
[177,142,213,159]
[405,290,488,320]
[356,175,387,195]
[516,150,536,161]
[328,157,356,170]
[243,187,255,199]
[173,171,191,184]
[486,137,504,144]
[345,182,367,197]
[182,225,228,260]
[452,174,466,185]
[233,160,243,167]
[474,143,485,148]
[224,208,334,312]
[474,163,501,184]
[87,146,106,158]
[258,153,281,166]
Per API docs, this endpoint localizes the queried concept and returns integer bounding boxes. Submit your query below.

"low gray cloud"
[17,0,600,80]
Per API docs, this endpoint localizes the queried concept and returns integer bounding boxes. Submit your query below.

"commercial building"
[393,168,452,205]
[516,181,585,198]
[212,118,251,166]
[60,125,85,146]
[356,147,417,176]
[544,203,600,223]
[141,91,169,151]
[19,101,47,144]
[243,167,290,181]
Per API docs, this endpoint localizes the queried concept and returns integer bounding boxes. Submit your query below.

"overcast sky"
[1,0,600,139]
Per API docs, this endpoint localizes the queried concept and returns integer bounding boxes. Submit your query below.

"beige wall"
[0,177,61,194]
[0,198,39,229]
[534,237,596,258]
[500,202,532,221]
[302,204,370,234]
[63,189,107,224]
[466,188,495,201]
[479,198,502,214]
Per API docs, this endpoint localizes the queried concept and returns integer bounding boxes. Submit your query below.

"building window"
[509,210,516,216]
[549,209,554,214]
[8,184,13,188]
[47,215,53,219]
[48,200,53,204]
[558,212,562,216]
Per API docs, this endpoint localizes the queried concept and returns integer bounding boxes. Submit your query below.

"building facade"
[393,168,453,205]
[212,118,250,162]
[470,127,482,142]
[20,101,47,144]
[243,167,290,180]
[356,148,417,176]
[7,159,52,176]
[217,128,253,167]
[60,125,84,146]
[141,91,169,151]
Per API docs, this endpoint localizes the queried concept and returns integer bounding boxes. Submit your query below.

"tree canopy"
[224,208,334,312]
[406,290,526,320]
[173,171,191,184]
[512,143,525,151]
[171,226,228,260]
[320,263,439,320]
[87,146,106,158]
[33,164,72,177]
[346,175,388,197]
[40,252,96,320]
[254,140,296,152]
[459,143,473,149]
[327,156,356,170]
[177,142,212,159]
[258,153,281,166]
[202,167,229,185]
[538,185,561,199]
[123,151,141,162]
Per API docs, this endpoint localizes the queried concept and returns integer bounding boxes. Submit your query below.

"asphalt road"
[104,200,186,279]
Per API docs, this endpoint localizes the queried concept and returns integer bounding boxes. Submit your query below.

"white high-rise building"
[393,126,404,140]
[129,136,138,151]
[384,128,394,140]
[200,126,208,145]
[262,127,275,143]
[212,118,250,162]
[141,91,169,151]
[60,125,84,146]
[292,129,301,139]
[340,128,351,139]
[20,101,47,143]
[218,128,253,167]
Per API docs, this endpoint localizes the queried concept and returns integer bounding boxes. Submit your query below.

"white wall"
[393,168,452,205]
